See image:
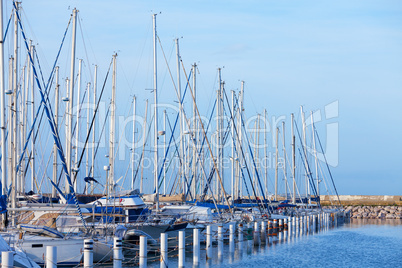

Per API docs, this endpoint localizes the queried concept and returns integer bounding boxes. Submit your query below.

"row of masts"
[0,4,326,215]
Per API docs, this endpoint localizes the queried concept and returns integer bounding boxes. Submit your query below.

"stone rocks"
[343,205,402,219]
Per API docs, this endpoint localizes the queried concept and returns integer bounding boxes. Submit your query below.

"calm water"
[143,219,402,268]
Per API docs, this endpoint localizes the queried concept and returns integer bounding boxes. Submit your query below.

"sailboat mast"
[282,121,287,199]
[216,68,222,202]
[140,100,148,194]
[19,66,25,194]
[52,66,59,198]
[0,0,6,196]
[300,106,309,204]
[264,109,268,198]
[131,96,136,190]
[85,82,91,189]
[12,3,19,212]
[91,65,97,194]
[291,113,296,204]
[239,81,244,198]
[255,114,261,198]
[8,58,13,197]
[30,44,35,193]
[274,127,279,201]
[109,54,117,196]
[73,59,82,191]
[152,14,159,210]
[22,45,31,194]
[311,111,319,196]
[175,38,184,196]
[66,8,77,193]
[163,109,166,195]
[192,63,197,199]
[231,90,235,203]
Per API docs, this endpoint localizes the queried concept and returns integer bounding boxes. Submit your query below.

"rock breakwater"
[345,205,402,219]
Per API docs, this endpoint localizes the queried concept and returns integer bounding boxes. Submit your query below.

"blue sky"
[12,0,402,195]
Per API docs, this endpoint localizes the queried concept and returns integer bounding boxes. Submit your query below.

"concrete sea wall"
[320,195,402,206]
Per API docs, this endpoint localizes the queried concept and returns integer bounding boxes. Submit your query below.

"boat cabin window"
[32,244,43,248]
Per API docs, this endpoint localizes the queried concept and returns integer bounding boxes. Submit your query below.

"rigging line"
[314,126,342,207]
[77,14,93,82]
[224,96,254,203]
[130,19,152,90]
[294,121,319,200]
[22,68,55,178]
[15,12,72,176]
[164,113,193,200]
[297,148,319,199]
[84,106,110,192]
[153,61,192,182]
[186,100,216,200]
[118,100,135,189]
[166,113,222,214]
[73,58,113,183]
[180,60,233,216]
[132,113,154,187]
[33,46,46,91]
[199,93,236,201]
[14,2,86,229]
[277,129,293,199]
[25,89,68,185]
[201,92,253,204]
[70,84,89,172]
[225,88,269,212]
[3,12,12,41]
[162,148,177,191]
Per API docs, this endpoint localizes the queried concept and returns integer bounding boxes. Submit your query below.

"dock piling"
[229,223,235,252]
[139,235,147,268]
[113,237,123,268]
[206,225,212,259]
[178,231,185,268]
[160,233,168,268]
[46,246,57,268]
[238,223,244,251]
[193,228,200,265]
[1,251,13,268]
[218,225,223,258]
[83,239,93,268]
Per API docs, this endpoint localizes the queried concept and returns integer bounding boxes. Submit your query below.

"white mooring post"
[229,223,235,252]
[178,231,185,268]
[218,225,223,258]
[46,246,57,268]
[206,225,212,259]
[114,237,123,268]
[193,228,200,265]
[140,235,147,268]
[84,239,93,268]
[160,233,168,268]
[1,251,13,268]
[238,223,244,251]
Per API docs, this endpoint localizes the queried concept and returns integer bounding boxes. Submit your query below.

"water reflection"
[146,219,402,268]
[349,218,402,227]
